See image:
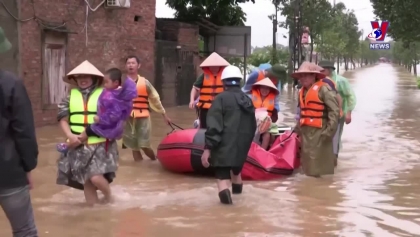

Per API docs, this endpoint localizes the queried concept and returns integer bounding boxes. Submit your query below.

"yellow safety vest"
[69,88,106,144]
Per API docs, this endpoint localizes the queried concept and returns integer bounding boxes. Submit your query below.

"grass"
[416,77,420,89]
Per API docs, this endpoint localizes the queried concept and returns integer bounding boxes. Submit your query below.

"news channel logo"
[367,21,390,50]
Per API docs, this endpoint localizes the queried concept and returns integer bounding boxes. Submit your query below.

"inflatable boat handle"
[279,127,296,147]
[167,122,185,134]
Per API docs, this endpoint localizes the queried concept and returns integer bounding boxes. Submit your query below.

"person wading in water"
[318,60,356,164]
[57,60,119,205]
[201,65,256,204]
[189,52,230,128]
[295,62,342,166]
[292,62,340,177]
[123,55,171,161]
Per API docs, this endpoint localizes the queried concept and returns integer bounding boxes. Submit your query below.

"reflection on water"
[1,64,420,236]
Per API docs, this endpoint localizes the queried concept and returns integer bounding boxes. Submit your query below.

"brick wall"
[17,0,156,126]
[156,19,199,52]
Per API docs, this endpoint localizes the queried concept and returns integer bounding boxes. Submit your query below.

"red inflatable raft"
[157,128,300,180]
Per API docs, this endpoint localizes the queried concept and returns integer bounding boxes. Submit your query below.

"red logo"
[369,21,389,41]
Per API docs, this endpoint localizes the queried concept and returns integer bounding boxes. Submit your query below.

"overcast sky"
[155,0,376,47]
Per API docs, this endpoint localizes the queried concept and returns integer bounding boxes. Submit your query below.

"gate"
[155,40,178,107]
[155,40,197,107]
[176,50,196,105]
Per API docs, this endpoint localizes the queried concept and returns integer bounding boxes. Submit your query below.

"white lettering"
[369,43,390,50]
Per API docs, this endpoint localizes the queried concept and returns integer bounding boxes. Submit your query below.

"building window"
[42,31,68,107]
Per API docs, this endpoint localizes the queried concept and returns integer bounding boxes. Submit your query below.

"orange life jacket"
[256,70,277,85]
[131,75,150,118]
[299,80,327,128]
[196,68,224,109]
[251,89,275,117]
[323,77,343,117]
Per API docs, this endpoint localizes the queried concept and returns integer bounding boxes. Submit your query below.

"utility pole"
[272,0,280,64]
[333,0,340,72]
[289,0,302,87]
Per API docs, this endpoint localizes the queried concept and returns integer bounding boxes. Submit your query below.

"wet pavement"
[1,64,420,237]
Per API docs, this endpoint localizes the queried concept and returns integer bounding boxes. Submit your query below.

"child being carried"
[57,68,137,153]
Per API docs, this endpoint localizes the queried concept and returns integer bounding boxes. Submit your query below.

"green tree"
[370,0,418,42]
[165,0,255,26]
[370,0,420,76]
[280,0,333,62]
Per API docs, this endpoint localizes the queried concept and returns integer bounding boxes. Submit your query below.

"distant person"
[201,65,256,204]
[189,52,230,128]
[0,27,39,236]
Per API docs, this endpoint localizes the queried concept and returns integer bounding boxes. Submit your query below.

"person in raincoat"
[0,26,39,236]
[189,52,230,128]
[318,60,356,159]
[123,55,171,161]
[57,60,119,205]
[201,65,256,204]
[250,78,280,149]
[294,63,342,165]
[242,64,286,116]
[292,62,340,177]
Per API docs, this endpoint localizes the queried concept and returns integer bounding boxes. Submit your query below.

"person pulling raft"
[123,55,172,161]
[201,65,256,204]
[189,52,230,128]
[291,62,340,177]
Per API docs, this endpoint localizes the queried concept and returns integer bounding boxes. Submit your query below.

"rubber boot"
[232,183,243,194]
[218,189,233,205]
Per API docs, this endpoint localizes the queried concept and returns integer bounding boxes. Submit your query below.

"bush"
[417,77,420,89]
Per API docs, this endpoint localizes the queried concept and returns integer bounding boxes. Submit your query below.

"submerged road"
[1,64,420,237]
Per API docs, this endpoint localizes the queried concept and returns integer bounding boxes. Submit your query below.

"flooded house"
[0,0,201,127]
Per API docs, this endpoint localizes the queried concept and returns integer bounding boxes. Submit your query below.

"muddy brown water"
[2,64,420,237]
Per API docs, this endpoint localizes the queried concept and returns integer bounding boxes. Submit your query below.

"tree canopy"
[279,0,380,73]
[165,0,255,26]
[370,0,419,42]
[371,0,420,75]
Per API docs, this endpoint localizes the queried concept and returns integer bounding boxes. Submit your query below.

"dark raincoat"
[205,87,256,167]
[296,84,340,176]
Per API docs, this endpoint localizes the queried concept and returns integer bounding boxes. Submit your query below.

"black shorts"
[214,166,243,180]
[198,108,208,129]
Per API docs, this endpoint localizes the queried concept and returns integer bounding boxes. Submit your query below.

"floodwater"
[1,64,420,237]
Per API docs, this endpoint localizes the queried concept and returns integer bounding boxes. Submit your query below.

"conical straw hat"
[200,52,230,67]
[291,61,325,80]
[63,60,104,85]
[252,78,279,95]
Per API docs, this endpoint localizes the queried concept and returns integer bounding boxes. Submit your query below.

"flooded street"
[2,64,420,237]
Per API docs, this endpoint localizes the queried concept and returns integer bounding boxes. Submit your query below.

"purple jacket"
[91,79,137,139]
